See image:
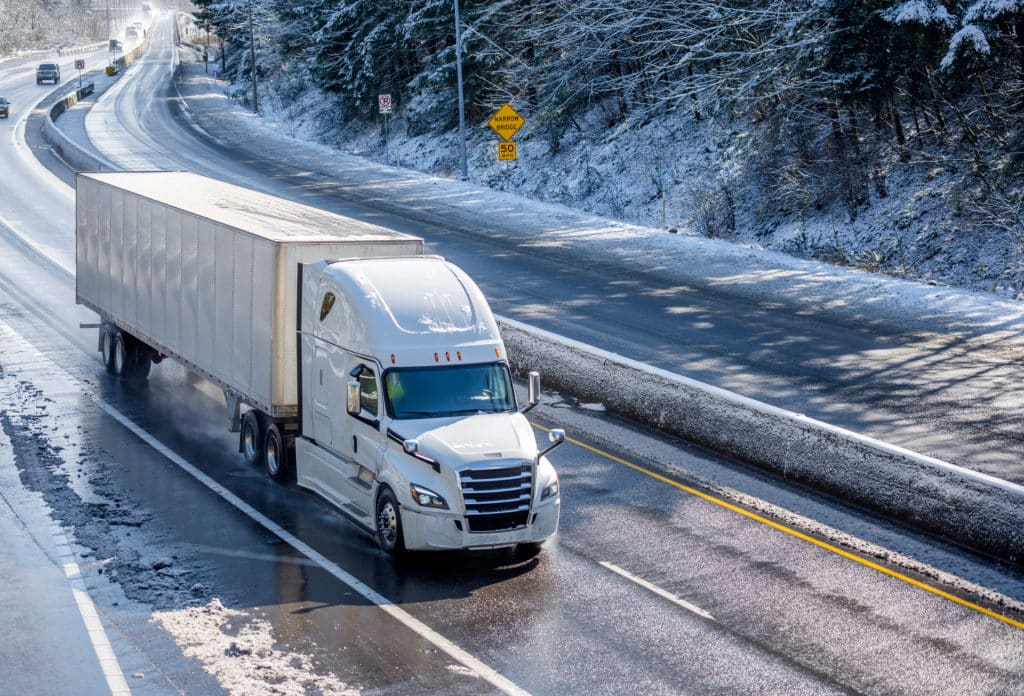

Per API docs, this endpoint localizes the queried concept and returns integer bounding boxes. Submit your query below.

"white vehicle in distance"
[75,171,564,556]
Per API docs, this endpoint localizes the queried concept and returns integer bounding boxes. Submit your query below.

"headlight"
[541,478,559,500]
[409,483,448,510]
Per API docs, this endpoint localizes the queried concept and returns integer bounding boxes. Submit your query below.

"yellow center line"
[534,423,1024,631]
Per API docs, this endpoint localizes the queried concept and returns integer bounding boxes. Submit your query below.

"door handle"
[353,435,358,453]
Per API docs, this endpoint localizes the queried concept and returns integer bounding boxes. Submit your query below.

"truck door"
[337,361,385,514]
[312,342,337,446]
[305,341,351,506]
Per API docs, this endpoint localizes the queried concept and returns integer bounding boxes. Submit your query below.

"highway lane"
[67,15,1024,483]
[3,20,1024,695]
[1,227,1022,693]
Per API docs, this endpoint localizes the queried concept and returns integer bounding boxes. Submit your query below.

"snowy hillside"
[187,2,1024,300]
[254,83,1023,299]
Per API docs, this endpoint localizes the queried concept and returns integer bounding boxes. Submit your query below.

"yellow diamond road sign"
[488,103,524,141]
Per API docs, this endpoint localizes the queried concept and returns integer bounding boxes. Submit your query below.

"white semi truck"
[76,171,563,554]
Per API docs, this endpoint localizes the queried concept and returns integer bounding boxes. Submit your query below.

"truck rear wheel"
[376,487,406,555]
[112,333,150,381]
[263,424,292,482]
[101,328,116,373]
[113,334,130,376]
[240,411,264,467]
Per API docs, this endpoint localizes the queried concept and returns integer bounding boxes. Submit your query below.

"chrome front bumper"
[401,498,560,551]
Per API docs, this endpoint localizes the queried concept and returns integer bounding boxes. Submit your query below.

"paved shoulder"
[0,426,115,696]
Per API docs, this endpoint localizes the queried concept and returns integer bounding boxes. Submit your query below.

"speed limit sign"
[498,141,517,161]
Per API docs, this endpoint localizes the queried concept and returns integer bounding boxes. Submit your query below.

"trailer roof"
[80,171,420,244]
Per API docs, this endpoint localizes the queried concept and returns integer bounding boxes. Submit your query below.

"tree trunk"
[846,108,861,158]
[828,100,846,156]
[911,106,923,148]
[891,107,909,162]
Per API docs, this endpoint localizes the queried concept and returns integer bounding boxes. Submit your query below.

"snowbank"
[500,316,1024,564]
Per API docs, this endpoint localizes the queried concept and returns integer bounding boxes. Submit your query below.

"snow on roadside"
[154,598,360,696]
[0,323,355,695]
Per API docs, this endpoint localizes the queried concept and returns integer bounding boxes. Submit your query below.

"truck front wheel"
[263,424,292,482]
[375,488,406,555]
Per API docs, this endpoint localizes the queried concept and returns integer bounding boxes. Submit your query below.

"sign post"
[378,94,392,165]
[489,103,524,162]
[75,59,85,88]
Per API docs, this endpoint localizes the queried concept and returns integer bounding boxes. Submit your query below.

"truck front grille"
[460,462,532,533]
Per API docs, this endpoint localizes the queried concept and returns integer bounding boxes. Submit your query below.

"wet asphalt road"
[1,231,1023,693]
[2,18,1024,695]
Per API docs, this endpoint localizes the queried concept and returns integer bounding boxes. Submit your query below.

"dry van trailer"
[75,171,423,431]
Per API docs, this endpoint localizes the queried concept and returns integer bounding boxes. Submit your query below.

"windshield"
[385,363,516,419]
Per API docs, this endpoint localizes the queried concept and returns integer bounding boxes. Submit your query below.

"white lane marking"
[0,320,530,696]
[55,524,132,695]
[600,561,716,622]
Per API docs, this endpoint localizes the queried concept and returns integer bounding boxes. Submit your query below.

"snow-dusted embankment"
[500,316,1024,564]
[42,37,150,172]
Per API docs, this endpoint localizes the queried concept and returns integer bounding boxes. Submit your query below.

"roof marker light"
[494,347,501,358]
[390,354,396,364]
[445,352,451,362]
[457,351,462,361]
[434,352,439,363]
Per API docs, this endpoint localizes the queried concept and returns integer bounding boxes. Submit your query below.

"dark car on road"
[36,63,60,84]
[0,97,9,118]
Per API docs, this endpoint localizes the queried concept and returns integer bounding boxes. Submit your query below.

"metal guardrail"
[58,42,107,56]
[499,315,1024,566]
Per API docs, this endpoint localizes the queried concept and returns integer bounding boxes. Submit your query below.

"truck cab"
[296,256,562,554]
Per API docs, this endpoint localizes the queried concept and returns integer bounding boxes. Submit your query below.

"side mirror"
[538,428,565,459]
[403,439,420,455]
[346,380,360,415]
[521,371,541,413]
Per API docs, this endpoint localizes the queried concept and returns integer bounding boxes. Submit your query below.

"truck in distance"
[75,171,563,555]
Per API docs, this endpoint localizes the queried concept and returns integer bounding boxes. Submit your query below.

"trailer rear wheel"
[112,333,150,381]
[263,424,292,482]
[101,328,116,373]
[113,334,130,376]
[240,411,264,467]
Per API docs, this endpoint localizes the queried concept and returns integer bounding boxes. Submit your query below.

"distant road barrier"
[41,82,115,172]
[499,316,1024,566]
[59,42,107,56]
[40,34,152,172]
